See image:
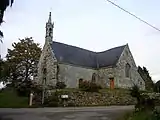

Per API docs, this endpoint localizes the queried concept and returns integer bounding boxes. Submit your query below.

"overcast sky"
[0,0,160,82]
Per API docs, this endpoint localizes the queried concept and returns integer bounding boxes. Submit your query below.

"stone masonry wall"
[36,42,57,86]
[97,67,116,88]
[115,45,145,90]
[48,89,136,107]
[58,63,97,88]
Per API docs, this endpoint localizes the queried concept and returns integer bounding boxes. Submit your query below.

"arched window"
[91,73,96,83]
[125,63,131,78]
[49,28,52,36]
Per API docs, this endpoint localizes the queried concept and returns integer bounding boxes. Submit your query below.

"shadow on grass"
[0,88,29,108]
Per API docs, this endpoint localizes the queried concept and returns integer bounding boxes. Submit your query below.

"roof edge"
[53,41,127,54]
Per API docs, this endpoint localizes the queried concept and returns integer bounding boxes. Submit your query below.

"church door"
[109,78,114,90]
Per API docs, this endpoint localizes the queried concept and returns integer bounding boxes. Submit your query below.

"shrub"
[16,80,43,97]
[43,92,60,107]
[56,81,66,89]
[79,80,102,92]
[16,81,33,97]
[150,109,160,120]
[130,85,156,111]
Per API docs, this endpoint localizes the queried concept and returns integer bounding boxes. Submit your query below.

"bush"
[15,80,43,97]
[130,85,156,111]
[56,81,66,89]
[43,92,60,107]
[120,109,160,120]
[150,109,160,120]
[79,80,102,92]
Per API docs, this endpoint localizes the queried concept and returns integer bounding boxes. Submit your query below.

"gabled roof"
[51,41,126,68]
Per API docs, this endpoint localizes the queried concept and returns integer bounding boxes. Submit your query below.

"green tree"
[6,37,41,87]
[0,0,14,41]
[155,80,160,93]
[0,58,10,83]
[138,66,154,91]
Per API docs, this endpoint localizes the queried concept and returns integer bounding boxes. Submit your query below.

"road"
[0,106,134,120]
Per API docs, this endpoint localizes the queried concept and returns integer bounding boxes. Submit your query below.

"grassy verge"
[118,110,160,120]
[0,88,29,108]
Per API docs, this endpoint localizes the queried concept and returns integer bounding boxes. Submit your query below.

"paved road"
[0,106,134,120]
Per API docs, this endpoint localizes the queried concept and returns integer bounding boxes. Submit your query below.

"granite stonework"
[35,12,58,86]
[90,45,145,90]
[114,45,145,90]
[36,41,58,86]
[58,63,97,88]
[35,12,145,90]
[97,67,116,88]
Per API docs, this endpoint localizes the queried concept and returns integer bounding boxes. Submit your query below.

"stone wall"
[36,43,145,90]
[54,89,136,107]
[115,45,145,90]
[94,45,145,90]
[36,42,57,86]
[97,67,115,88]
[58,63,97,88]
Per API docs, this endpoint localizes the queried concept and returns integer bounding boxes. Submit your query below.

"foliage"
[119,109,160,120]
[43,92,60,107]
[138,66,154,91]
[0,88,29,108]
[55,81,66,89]
[0,58,10,82]
[150,109,160,120]
[16,80,42,97]
[6,37,41,87]
[79,80,102,92]
[154,80,160,93]
[130,85,141,99]
[0,0,14,40]
[130,85,155,111]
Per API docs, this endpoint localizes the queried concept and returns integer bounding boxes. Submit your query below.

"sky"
[0,0,160,82]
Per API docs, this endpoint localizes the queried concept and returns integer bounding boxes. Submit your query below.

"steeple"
[48,12,52,23]
[45,12,54,44]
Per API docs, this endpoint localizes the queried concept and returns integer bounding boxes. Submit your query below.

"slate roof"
[51,41,126,68]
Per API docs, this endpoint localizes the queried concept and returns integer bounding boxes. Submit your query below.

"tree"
[0,0,14,41]
[138,66,154,91]
[155,80,160,93]
[6,37,41,87]
[0,58,10,83]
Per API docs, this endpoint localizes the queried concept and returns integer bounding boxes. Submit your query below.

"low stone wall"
[55,89,136,107]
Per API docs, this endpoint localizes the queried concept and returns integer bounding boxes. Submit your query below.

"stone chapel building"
[35,12,145,90]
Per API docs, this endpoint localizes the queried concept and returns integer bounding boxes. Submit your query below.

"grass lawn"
[0,88,29,108]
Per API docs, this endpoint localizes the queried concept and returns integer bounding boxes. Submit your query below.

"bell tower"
[45,12,54,44]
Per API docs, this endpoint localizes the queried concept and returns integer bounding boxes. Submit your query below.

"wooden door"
[110,78,114,90]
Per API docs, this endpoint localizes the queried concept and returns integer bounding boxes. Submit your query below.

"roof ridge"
[53,41,126,54]
[96,45,126,54]
[53,41,95,53]
[52,41,127,68]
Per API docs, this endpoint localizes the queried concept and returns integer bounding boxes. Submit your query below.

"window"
[125,63,131,78]
[91,73,96,83]
[43,68,47,75]
[49,28,52,36]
